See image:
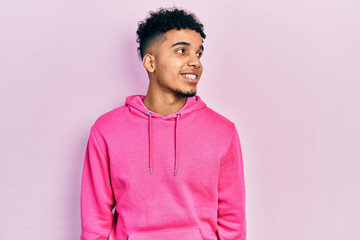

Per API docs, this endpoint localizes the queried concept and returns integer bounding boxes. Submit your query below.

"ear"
[142,54,155,73]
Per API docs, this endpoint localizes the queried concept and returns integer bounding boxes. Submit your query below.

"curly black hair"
[136,7,206,60]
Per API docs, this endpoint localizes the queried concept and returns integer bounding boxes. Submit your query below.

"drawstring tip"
[149,167,152,175]
[174,169,177,176]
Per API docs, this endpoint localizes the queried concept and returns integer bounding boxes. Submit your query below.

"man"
[80,7,246,240]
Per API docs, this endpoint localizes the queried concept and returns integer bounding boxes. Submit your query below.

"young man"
[80,7,246,240]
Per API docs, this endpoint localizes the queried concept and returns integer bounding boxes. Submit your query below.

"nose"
[187,52,202,69]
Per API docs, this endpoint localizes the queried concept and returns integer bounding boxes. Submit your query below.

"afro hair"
[136,7,206,60]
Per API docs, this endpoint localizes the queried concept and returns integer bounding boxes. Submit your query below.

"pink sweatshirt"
[80,94,246,240]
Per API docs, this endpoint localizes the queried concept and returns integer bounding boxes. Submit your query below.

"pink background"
[1,0,359,239]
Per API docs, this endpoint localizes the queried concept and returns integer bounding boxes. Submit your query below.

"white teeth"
[183,74,196,79]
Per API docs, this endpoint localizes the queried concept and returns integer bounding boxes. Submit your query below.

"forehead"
[163,28,203,46]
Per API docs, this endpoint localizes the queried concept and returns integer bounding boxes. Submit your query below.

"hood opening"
[125,94,206,176]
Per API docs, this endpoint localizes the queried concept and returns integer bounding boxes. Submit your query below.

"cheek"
[160,59,183,75]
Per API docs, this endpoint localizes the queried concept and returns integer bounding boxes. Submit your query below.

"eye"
[176,48,185,53]
[197,52,203,57]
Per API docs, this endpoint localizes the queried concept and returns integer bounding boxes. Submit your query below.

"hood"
[125,94,207,176]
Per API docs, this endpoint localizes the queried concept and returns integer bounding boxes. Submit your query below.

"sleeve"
[80,126,117,240]
[217,123,247,240]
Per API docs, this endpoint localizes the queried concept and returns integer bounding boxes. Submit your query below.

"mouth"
[181,73,199,83]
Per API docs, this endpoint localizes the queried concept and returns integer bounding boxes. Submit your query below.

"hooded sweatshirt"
[80,94,246,240]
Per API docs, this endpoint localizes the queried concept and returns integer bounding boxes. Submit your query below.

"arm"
[80,126,116,240]
[217,124,247,240]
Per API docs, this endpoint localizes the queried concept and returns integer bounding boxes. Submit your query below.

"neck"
[143,88,187,117]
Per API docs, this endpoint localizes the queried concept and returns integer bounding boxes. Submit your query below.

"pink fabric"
[80,94,246,240]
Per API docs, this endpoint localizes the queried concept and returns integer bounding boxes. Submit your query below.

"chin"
[175,88,197,98]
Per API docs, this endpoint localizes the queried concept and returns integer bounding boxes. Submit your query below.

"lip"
[181,73,199,84]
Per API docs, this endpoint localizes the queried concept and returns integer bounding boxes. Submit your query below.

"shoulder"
[201,106,236,133]
[90,105,128,134]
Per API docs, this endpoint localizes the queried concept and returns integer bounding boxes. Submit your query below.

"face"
[144,28,204,98]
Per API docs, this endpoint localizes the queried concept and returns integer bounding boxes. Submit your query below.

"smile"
[182,74,197,80]
[182,73,199,83]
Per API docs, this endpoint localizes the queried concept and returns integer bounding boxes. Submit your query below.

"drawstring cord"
[174,113,181,176]
[147,111,181,176]
[148,111,153,175]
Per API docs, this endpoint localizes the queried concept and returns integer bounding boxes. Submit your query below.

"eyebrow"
[170,41,204,51]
